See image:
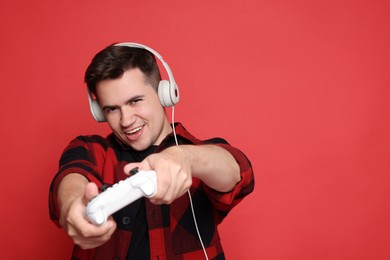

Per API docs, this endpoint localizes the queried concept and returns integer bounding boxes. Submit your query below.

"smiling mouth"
[125,125,144,135]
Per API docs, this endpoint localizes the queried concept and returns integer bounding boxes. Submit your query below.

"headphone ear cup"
[158,80,179,107]
[87,89,106,122]
[90,99,106,122]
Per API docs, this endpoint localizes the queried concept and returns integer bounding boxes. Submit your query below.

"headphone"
[87,42,180,122]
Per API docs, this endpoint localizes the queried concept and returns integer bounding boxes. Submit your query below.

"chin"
[128,141,151,152]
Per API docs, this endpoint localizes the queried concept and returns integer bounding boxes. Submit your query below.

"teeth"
[127,126,142,134]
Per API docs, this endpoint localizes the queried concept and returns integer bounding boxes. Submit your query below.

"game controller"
[85,169,157,225]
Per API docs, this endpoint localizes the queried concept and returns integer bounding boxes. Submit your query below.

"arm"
[57,173,117,249]
[123,144,241,204]
[180,144,241,192]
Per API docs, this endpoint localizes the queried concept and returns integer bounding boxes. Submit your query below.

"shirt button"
[122,216,131,225]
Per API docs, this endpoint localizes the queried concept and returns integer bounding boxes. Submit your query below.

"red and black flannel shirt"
[49,123,254,260]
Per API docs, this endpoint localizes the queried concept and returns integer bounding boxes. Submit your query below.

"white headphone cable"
[171,106,209,260]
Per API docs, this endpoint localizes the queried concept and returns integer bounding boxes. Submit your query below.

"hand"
[59,181,117,249]
[124,146,192,205]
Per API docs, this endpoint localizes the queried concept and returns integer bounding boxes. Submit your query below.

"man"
[49,42,254,260]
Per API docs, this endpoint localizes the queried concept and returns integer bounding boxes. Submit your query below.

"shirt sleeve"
[48,135,108,227]
[200,138,255,223]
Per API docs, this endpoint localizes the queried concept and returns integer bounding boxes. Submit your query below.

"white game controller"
[85,169,157,225]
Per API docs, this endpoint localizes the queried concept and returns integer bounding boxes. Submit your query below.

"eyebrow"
[101,95,145,111]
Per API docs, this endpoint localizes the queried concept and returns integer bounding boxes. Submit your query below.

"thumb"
[83,182,99,205]
[123,162,150,176]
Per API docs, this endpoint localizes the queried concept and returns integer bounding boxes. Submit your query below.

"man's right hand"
[58,174,117,249]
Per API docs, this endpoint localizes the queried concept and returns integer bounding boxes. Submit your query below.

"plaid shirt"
[49,123,254,260]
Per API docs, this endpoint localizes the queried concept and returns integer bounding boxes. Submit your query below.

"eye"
[104,106,118,113]
[129,97,143,105]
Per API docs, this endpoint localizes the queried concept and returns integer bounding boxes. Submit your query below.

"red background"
[1,0,389,259]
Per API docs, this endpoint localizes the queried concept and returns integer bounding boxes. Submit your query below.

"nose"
[120,107,136,128]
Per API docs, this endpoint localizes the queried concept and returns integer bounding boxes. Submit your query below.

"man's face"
[96,68,171,151]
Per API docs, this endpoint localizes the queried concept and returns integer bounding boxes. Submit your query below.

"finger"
[83,182,99,205]
[154,169,192,205]
[73,216,115,239]
[123,162,145,175]
[152,170,175,204]
[74,224,114,249]
[106,217,117,235]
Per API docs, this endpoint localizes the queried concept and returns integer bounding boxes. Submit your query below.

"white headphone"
[87,42,180,122]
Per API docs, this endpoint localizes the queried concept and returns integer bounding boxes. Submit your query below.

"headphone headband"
[114,42,177,92]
